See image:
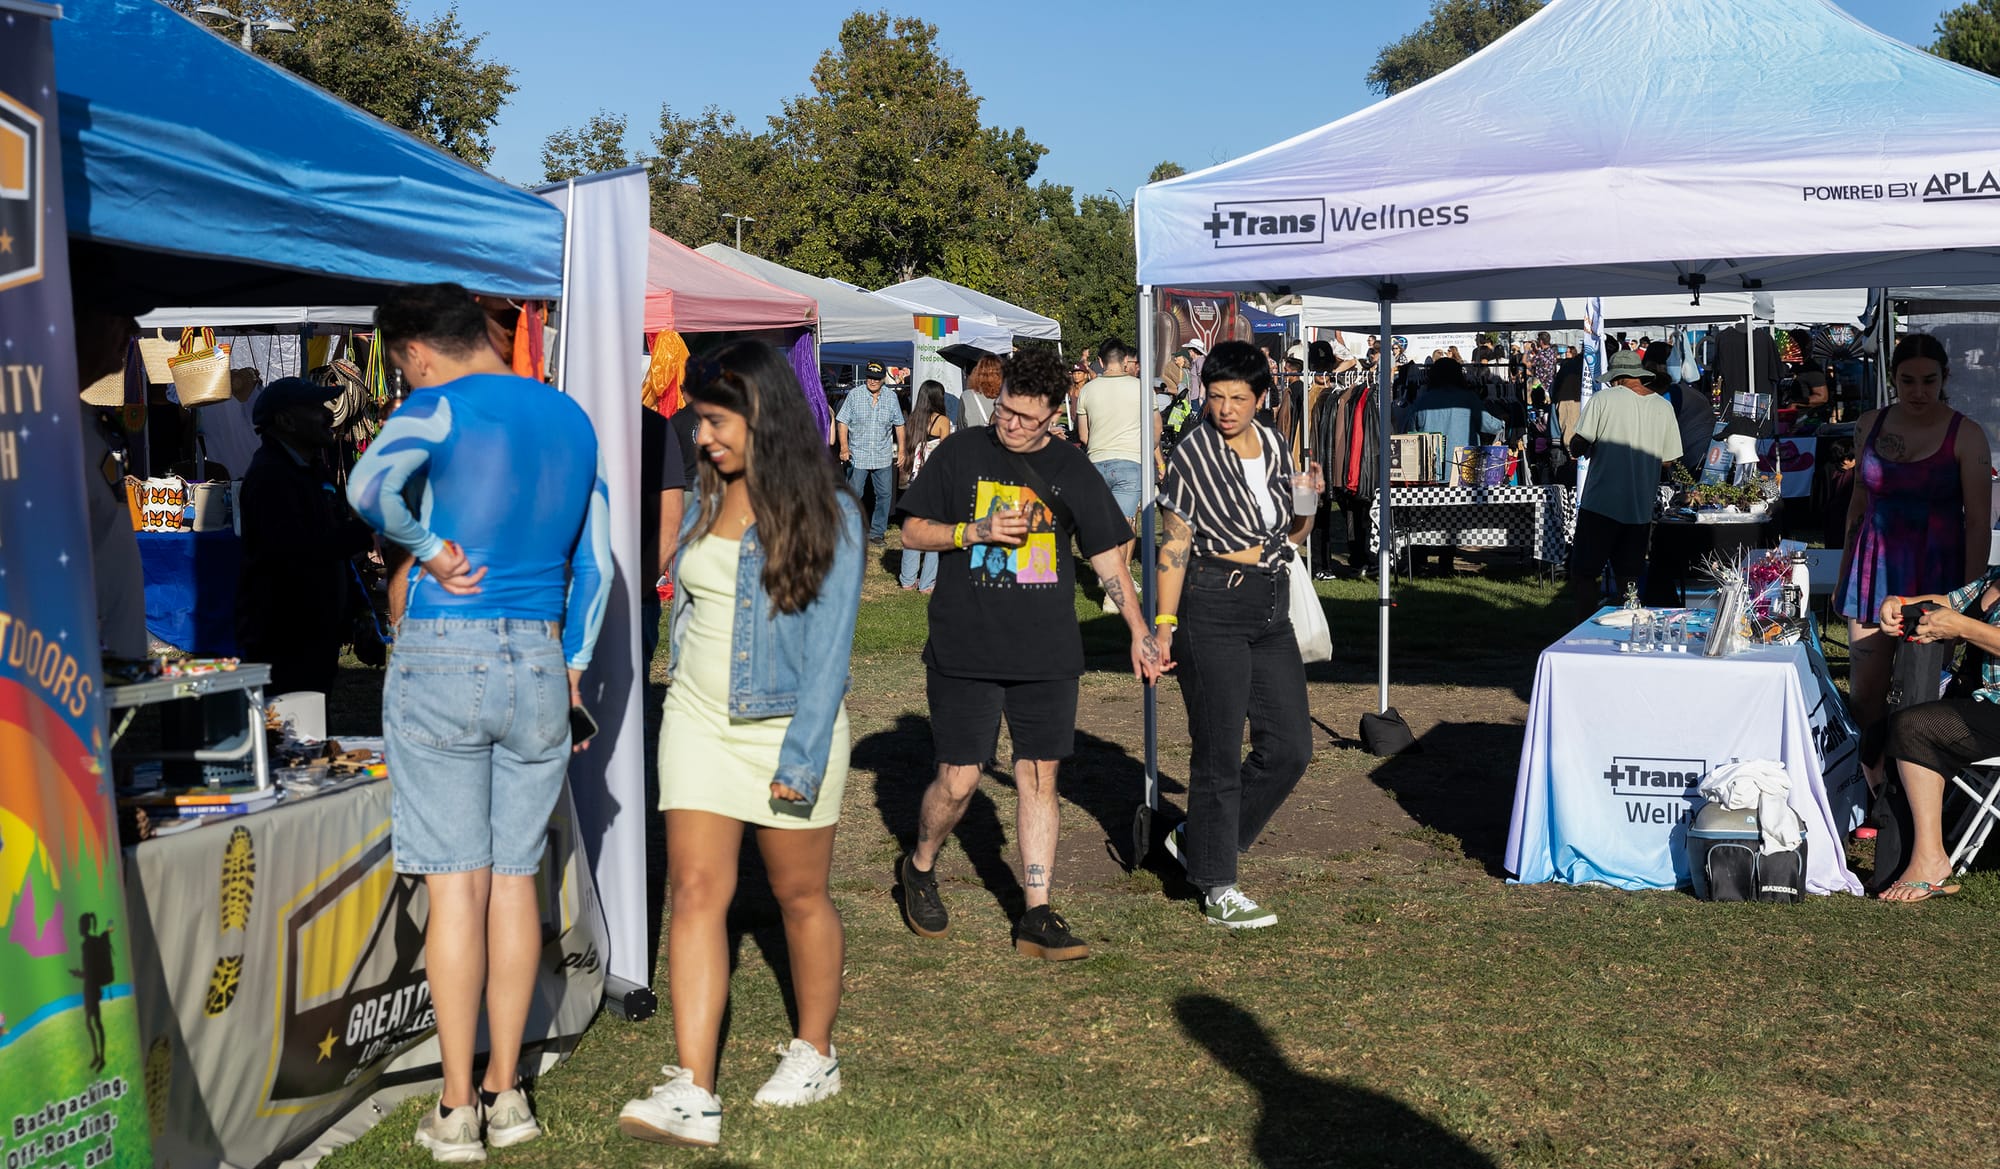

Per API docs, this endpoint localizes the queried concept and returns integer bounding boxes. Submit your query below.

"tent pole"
[554,178,577,389]
[1376,295,1395,715]
[1139,284,1159,817]
[1875,291,1892,409]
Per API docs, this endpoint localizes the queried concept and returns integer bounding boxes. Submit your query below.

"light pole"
[722,213,754,251]
[192,4,296,50]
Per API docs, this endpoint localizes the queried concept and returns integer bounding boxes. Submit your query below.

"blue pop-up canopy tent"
[53,0,564,305]
[1240,302,1290,334]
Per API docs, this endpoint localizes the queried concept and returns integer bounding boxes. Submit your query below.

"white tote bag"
[1286,545,1333,663]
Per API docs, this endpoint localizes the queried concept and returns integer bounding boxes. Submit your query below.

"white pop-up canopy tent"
[878,276,1063,345]
[1125,0,2000,840]
[699,243,911,346]
[1280,290,1871,334]
[1136,0,2000,302]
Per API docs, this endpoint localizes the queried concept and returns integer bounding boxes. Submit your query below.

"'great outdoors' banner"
[0,7,153,1168]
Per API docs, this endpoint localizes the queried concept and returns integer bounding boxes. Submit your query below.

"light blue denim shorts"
[1094,458,1144,520]
[385,619,570,877]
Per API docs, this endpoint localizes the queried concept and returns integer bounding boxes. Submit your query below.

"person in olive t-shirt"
[891,348,1161,962]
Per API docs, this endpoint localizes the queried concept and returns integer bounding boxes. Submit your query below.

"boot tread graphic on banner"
[219,825,255,932]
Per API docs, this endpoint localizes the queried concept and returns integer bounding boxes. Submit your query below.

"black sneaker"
[897,853,949,938]
[1012,905,1089,961]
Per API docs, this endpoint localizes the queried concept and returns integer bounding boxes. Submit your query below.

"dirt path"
[841,651,1534,898]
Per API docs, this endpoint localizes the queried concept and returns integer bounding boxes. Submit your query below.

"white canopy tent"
[1279,290,1870,333]
[877,276,1062,344]
[1124,0,2000,829]
[697,243,911,345]
[865,284,1014,355]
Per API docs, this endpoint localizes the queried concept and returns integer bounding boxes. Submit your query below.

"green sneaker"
[1203,886,1276,929]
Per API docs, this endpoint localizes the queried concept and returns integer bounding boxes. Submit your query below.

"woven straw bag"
[137,334,179,383]
[167,327,232,406]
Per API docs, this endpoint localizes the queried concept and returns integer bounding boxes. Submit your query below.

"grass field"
[319,560,2000,1169]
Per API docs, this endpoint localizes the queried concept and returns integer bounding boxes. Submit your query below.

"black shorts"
[926,670,1079,765]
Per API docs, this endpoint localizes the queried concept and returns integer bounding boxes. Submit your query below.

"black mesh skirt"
[1885,698,2000,779]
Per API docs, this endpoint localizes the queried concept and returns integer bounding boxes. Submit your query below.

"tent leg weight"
[603,977,657,1023]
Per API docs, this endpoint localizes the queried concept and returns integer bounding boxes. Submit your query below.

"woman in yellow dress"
[618,341,863,1149]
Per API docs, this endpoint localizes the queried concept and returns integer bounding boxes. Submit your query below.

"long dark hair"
[687,341,851,614]
[908,379,949,444]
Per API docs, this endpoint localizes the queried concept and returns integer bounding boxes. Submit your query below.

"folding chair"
[1945,757,2000,874]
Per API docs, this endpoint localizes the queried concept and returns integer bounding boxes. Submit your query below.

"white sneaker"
[1203,885,1278,929]
[483,1087,540,1149]
[414,1102,485,1163]
[753,1039,842,1108]
[618,1066,722,1147]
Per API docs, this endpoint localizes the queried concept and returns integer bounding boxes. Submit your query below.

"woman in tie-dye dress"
[1836,334,1993,795]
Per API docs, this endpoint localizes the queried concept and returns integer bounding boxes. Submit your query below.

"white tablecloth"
[1371,484,1570,565]
[1505,615,1866,895]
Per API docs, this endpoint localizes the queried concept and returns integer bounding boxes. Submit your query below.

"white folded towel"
[1698,760,1803,854]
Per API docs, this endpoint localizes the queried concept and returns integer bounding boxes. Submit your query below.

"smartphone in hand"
[569,704,599,746]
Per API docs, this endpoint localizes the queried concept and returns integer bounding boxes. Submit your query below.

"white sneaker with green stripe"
[1203,885,1276,929]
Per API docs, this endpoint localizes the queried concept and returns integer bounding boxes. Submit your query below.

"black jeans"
[1568,507,1651,613]
[1172,559,1314,889]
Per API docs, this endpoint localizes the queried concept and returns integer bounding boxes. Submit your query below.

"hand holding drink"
[1291,456,1323,516]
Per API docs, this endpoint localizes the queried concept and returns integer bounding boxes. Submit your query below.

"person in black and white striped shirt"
[1149,340,1322,930]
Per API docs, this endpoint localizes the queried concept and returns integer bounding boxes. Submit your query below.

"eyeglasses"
[993,401,1056,431]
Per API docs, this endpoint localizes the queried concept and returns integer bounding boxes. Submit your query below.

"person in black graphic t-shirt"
[890,348,1162,961]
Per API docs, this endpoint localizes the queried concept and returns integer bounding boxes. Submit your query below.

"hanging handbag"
[167,327,233,406]
[1285,544,1333,663]
[1670,328,1702,385]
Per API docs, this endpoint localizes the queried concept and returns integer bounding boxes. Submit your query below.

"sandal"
[1880,878,1962,902]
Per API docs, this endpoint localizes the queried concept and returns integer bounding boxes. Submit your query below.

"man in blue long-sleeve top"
[347,283,610,1161]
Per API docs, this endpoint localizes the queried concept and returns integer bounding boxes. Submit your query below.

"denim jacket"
[669,492,863,804]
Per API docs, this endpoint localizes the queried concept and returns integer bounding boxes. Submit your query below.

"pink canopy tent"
[644,230,817,333]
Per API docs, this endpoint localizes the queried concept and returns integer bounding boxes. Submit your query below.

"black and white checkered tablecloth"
[1369,485,1571,565]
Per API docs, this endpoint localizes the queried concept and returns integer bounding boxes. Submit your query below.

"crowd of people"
[72,270,1996,1157]
[220,287,1329,1157]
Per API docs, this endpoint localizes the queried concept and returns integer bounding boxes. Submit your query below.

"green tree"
[1148,160,1187,184]
[540,110,631,183]
[757,12,1047,290]
[1365,0,1543,95]
[1935,0,2000,76]
[172,1,515,166]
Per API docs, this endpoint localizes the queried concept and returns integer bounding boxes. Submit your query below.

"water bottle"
[1789,551,1811,619]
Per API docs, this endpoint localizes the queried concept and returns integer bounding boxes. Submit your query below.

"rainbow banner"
[0,8,152,1167]
[913,314,958,341]
[910,314,963,405]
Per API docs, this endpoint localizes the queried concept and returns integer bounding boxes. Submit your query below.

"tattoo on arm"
[1026,863,1048,889]
[972,516,994,543]
[1160,511,1193,571]
[1102,576,1127,608]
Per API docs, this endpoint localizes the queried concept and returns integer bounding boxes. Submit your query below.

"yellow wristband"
[1154,614,1179,627]
[953,522,967,549]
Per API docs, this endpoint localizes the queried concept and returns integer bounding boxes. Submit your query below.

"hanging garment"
[642,330,691,414]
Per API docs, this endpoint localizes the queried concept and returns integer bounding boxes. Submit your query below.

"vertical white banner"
[910,313,964,397]
[1575,296,1603,506]
[540,170,651,995]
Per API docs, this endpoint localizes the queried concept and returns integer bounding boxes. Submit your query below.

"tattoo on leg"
[1026,864,1048,889]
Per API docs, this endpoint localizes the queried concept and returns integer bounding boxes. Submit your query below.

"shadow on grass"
[1177,993,1495,1169]
[857,711,1192,916]
[861,713,1027,921]
[1366,720,1524,876]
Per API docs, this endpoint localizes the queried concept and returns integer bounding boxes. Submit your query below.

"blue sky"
[417,0,1943,201]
